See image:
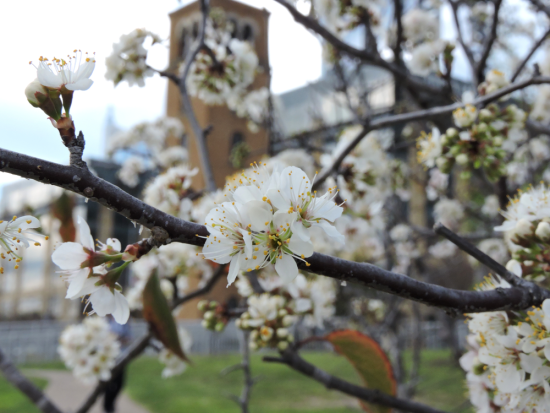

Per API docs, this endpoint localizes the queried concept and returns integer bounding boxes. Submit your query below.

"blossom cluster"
[105,28,161,87]
[461,275,550,411]
[311,0,382,36]
[0,215,46,274]
[200,165,344,285]
[107,117,187,187]
[417,101,526,182]
[58,317,120,385]
[495,185,550,283]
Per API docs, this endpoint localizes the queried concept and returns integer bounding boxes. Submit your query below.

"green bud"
[25,79,62,120]
[277,341,289,351]
[214,322,225,332]
[197,300,209,312]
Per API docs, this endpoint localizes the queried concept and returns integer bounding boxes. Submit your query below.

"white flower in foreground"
[266,166,345,244]
[34,51,96,91]
[495,185,550,232]
[0,215,44,273]
[52,217,119,299]
[408,40,446,76]
[433,198,464,229]
[79,267,130,325]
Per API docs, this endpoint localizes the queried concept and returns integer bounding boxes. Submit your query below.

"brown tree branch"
[0,347,63,413]
[263,349,448,413]
[2,147,550,314]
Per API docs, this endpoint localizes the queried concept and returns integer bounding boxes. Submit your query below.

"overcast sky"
[0,0,323,190]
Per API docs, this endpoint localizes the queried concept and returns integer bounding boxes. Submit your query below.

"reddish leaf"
[51,192,76,242]
[142,273,190,362]
[325,330,396,413]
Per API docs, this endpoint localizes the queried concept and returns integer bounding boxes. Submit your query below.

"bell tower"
[166,0,271,189]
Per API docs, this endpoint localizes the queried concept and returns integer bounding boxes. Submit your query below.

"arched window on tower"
[229,18,239,38]
[178,28,188,59]
[192,21,199,38]
[242,23,254,41]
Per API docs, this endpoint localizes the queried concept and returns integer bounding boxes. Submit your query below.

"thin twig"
[0,347,63,413]
[263,349,448,413]
[433,223,539,293]
[449,1,477,83]
[177,0,217,192]
[511,27,550,81]
[312,74,550,190]
[475,0,503,83]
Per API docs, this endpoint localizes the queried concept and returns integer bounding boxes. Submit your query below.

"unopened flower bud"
[477,123,488,132]
[204,310,215,321]
[197,300,209,312]
[446,127,458,138]
[241,311,250,320]
[282,315,295,327]
[505,259,522,277]
[250,330,259,341]
[278,341,289,351]
[276,328,289,338]
[235,318,242,329]
[25,79,49,107]
[201,320,210,329]
[514,218,534,239]
[536,221,550,241]
[214,322,225,332]
[479,109,493,121]
[25,79,62,120]
[209,301,218,309]
[278,309,288,318]
[455,153,469,166]
[493,136,503,146]
[249,341,258,351]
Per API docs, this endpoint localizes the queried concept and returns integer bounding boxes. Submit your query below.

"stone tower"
[167,0,270,318]
[166,0,271,189]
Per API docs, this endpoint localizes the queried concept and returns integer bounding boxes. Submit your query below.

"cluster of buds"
[236,294,296,351]
[435,103,525,181]
[197,300,229,332]
[505,219,550,283]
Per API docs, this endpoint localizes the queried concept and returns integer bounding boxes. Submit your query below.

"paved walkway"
[24,370,151,413]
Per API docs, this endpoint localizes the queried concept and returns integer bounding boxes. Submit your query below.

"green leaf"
[142,273,190,362]
[324,330,396,413]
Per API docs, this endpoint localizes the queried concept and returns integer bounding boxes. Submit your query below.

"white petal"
[52,242,89,269]
[291,220,310,241]
[89,287,115,317]
[77,275,102,297]
[77,217,94,251]
[288,237,314,258]
[12,216,41,230]
[243,200,272,231]
[312,197,343,222]
[275,254,298,283]
[112,292,130,324]
[273,210,297,232]
[233,186,262,204]
[106,238,121,252]
[520,353,543,373]
[227,254,241,286]
[37,64,62,88]
[266,187,289,211]
[314,220,346,244]
[202,237,233,264]
[494,364,522,393]
[74,61,95,81]
[66,78,93,91]
[65,268,92,299]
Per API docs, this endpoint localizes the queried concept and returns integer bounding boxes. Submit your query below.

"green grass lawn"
[125,349,471,413]
[0,376,48,413]
[0,349,470,413]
